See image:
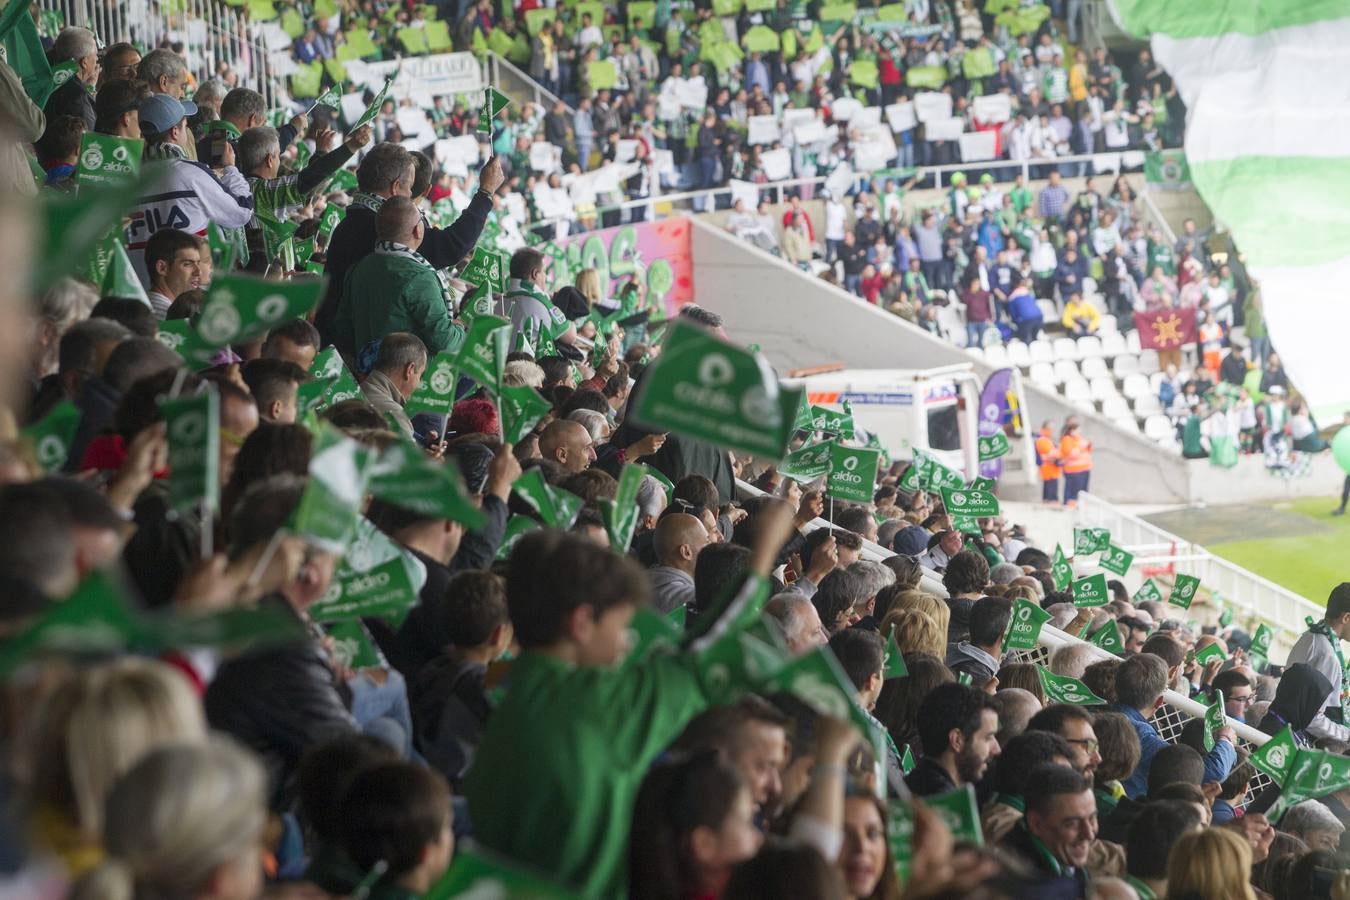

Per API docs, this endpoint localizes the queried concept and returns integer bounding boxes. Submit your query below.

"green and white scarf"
[145,141,188,162]
[375,241,453,309]
[349,191,385,214]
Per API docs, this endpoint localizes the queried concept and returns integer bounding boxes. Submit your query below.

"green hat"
[980,173,994,185]
[966,187,981,201]
[951,171,967,186]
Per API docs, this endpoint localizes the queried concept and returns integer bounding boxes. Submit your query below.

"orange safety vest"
[1035,429,1061,481]
[1060,433,1093,474]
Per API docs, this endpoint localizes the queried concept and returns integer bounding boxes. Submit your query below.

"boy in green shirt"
[463,505,794,899]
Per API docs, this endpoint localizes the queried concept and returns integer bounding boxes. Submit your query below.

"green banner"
[452,314,511,396]
[1004,597,1052,651]
[1072,573,1109,608]
[939,486,999,518]
[512,468,583,530]
[827,443,880,504]
[926,784,983,846]
[368,441,488,528]
[1051,543,1073,592]
[194,274,323,348]
[477,86,511,133]
[160,385,220,515]
[462,245,510,292]
[1073,527,1111,555]
[21,399,80,472]
[976,432,1009,461]
[76,132,143,188]
[1250,725,1297,785]
[810,404,855,438]
[1169,574,1200,609]
[1144,149,1191,186]
[1098,543,1133,577]
[291,427,371,552]
[1089,619,1124,656]
[353,72,396,130]
[317,201,347,240]
[599,464,644,554]
[1202,689,1226,752]
[1194,641,1226,666]
[630,320,802,460]
[1133,578,1163,604]
[1251,623,1274,661]
[494,514,540,561]
[307,518,421,622]
[778,440,832,483]
[1037,666,1106,706]
[499,384,552,445]
[325,619,383,668]
[404,351,458,416]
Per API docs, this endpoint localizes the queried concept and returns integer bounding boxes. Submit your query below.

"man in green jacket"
[334,196,465,359]
[463,504,794,899]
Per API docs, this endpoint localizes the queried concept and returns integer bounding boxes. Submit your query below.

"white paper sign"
[676,77,708,110]
[925,117,965,141]
[782,108,816,130]
[885,102,916,132]
[853,106,883,129]
[958,130,997,161]
[854,142,893,171]
[269,53,299,76]
[530,141,559,171]
[914,91,953,123]
[434,134,481,166]
[397,108,431,138]
[825,163,854,199]
[748,115,781,145]
[340,92,367,128]
[615,139,640,164]
[972,93,1012,124]
[360,52,484,97]
[652,148,676,176]
[831,97,863,122]
[537,185,576,217]
[730,179,761,210]
[504,193,528,222]
[761,147,791,181]
[794,120,828,145]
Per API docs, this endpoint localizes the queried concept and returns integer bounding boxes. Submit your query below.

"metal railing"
[486,52,572,116]
[1140,187,1178,245]
[45,0,280,107]
[1075,491,1325,653]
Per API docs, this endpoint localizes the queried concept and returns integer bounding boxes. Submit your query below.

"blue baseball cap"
[139,93,198,136]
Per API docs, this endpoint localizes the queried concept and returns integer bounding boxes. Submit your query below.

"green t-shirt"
[1009,185,1033,213]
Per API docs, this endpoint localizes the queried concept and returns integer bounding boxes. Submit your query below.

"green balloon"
[1334,427,1350,475]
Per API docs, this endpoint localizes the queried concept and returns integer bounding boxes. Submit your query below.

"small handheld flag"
[477,86,510,134]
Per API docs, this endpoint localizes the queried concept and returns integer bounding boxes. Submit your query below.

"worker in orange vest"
[1059,417,1094,507]
[1035,420,1062,505]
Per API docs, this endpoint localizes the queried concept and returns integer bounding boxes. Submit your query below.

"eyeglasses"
[1065,737,1100,754]
[1228,694,1255,705]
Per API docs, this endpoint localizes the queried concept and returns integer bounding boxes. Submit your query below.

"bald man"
[333,195,467,358]
[538,419,595,474]
[648,512,709,613]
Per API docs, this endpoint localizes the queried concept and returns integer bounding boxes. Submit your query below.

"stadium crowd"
[4,6,1350,900]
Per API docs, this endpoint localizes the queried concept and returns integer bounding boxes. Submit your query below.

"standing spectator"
[1007,280,1043,343]
[1037,170,1070,224]
[960,275,993,348]
[44,28,99,130]
[1035,420,1062,505]
[1058,417,1093,506]
[824,192,848,264]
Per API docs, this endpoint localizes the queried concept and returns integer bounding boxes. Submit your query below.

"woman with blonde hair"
[1165,827,1256,900]
[23,658,207,877]
[879,608,944,660]
[881,592,949,647]
[70,737,267,900]
[574,267,603,307]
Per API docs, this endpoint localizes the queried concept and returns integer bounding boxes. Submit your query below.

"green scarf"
[375,241,452,308]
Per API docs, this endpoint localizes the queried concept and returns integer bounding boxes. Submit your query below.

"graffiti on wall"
[552,218,693,317]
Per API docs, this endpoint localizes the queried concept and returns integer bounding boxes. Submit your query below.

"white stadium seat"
[1148,371,1167,393]
[1121,372,1152,399]
[1053,359,1081,384]
[1077,336,1104,359]
[1143,414,1175,442]
[1090,377,1120,401]
[1100,395,1132,419]
[1100,332,1127,357]
[1037,300,1060,324]
[1126,329,1143,353]
[1029,362,1057,387]
[1063,379,1091,405]
[1098,314,1119,335]
[938,305,966,343]
[1133,394,1164,416]
[1029,340,1054,364]
[1080,356,1110,380]
[1053,338,1080,361]
[1113,416,1141,433]
[1138,349,1161,373]
[1112,354,1140,377]
[983,344,1009,366]
[1006,340,1031,368]
[1082,277,1098,296]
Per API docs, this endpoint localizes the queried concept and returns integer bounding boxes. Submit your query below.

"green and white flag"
[977,432,1009,461]
[156,319,218,367]
[1133,578,1164,604]
[512,468,584,530]
[325,619,383,669]
[495,514,540,562]
[1105,1,1350,421]
[625,605,683,666]
[76,132,142,188]
[499,384,552,444]
[921,454,966,492]
[307,517,422,623]
[291,427,371,552]
[0,570,140,677]
[939,486,999,517]
[404,351,458,416]
[951,514,980,536]
[160,385,220,515]
[101,238,149,304]
[1051,544,1073,592]
[810,404,856,438]
[967,476,996,492]
[452,314,511,396]
[887,800,915,885]
[1098,543,1134,577]
[36,168,158,291]
[1005,597,1052,651]
[477,85,511,133]
[206,222,245,271]
[778,440,832,482]
[460,280,495,320]
[424,846,579,900]
[462,245,509,292]
[630,320,803,460]
[883,630,908,678]
[308,82,342,113]
[194,274,322,348]
[21,399,80,472]
[1072,573,1110,608]
[598,464,644,554]
[261,218,298,271]
[1073,527,1111,556]
[1089,618,1124,656]
[1251,623,1275,662]
[317,201,347,240]
[1250,725,1298,785]
[353,72,396,130]
[1169,573,1200,609]
[1194,641,1226,666]
[305,347,362,411]
[926,785,984,846]
[827,443,880,504]
[1037,666,1106,706]
[1,0,57,107]
[1202,689,1226,752]
[367,441,488,528]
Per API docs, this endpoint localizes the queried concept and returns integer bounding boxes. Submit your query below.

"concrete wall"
[1184,452,1344,506]
[688,216,1196,505]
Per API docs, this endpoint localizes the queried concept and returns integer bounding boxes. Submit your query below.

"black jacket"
[43,77,95,130]
[316,191,493,348]
[1000,820,1089,899]
[204,599,357,808]
[64,375,120,473]
[905,757,957,798]
[121,480,200,610]
[410,653,489,788]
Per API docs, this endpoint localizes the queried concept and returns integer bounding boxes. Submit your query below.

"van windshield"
[927,404,960,451]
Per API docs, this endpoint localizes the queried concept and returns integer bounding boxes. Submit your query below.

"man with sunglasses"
[98,42,142,89]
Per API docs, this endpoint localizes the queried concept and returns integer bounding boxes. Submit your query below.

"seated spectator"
[905,682,999,797]
[1122,799,1203,900]
[1060,291,1101,337]
[999,764,1096,894]
[337,762,454,895]
[1163,828,1254,900]
[945,595,1010,688]
[981,730,1073,842]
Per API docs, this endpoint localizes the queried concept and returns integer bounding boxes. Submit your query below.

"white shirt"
[148,290,174,320]
[578,25,603,48]
[1289,626,1350,744]
[825,200,847,241]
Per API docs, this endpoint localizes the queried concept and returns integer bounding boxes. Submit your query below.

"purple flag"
[977,368,1015,480]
